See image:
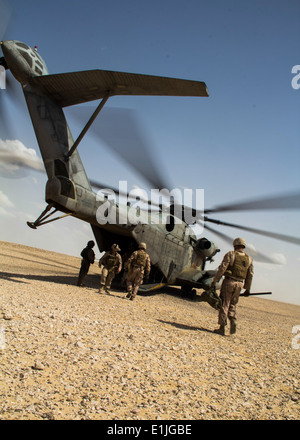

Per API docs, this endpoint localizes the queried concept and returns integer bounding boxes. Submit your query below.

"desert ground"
[0,240,299,420]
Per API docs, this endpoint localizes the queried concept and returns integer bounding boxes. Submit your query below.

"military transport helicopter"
[1,40,300,297]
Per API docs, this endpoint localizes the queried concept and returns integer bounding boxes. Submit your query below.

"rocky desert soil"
[0,240,299,420]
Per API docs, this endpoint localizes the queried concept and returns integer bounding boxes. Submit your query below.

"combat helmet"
[111,243,121,252]
[233,237,246,248]
[139,242,147,250]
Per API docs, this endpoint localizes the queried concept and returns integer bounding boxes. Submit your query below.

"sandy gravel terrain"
[0,240,299,420]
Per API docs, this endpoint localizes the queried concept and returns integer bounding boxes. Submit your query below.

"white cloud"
[0,139,44,176]
[0,206,15,217]
[0,189,14,208]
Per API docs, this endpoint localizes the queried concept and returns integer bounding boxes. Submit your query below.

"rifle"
[240,291,272,297]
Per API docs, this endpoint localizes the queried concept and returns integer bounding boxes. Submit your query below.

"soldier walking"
[126,242,150,300]
[98,244,122,294]
[77,240,95,286]
[211,237,253,335]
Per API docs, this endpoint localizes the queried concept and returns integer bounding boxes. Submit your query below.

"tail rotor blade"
[0,0,11,40]
[67,106,172,191]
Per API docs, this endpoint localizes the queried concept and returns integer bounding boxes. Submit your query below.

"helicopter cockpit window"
[17,49,33,68]
[35,66,43,75]
[16,42,30,50]
[54,159,69,178]
[35,52,44,64]
[35,59,43,69]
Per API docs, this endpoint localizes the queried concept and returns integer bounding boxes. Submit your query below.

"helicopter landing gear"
[27,203,72,229]
[181,286,197,300]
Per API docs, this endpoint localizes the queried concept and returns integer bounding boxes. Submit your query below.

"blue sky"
[0,0,300,304]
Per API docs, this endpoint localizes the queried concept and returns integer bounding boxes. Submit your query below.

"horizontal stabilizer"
[30,69,209,107]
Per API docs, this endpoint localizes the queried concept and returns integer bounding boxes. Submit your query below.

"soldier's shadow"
[158,319,215,334]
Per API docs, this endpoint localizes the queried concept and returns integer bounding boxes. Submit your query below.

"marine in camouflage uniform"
[126,242,151,300]
[211,238,253,335]
[77,240,95,286]
[98,244,122,294]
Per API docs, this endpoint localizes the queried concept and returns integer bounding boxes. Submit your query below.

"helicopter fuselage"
[1,40,219,291]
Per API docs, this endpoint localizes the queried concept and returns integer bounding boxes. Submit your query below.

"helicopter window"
[54,159,69,178]
[17,49,33,68]
[35,52,44,64]
[35,59,43,69]
[35,66,43,75]
[16,42,30,50]
[58,177,75,199]
[166,215,175,232]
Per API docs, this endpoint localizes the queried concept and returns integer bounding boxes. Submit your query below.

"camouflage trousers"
[100,267,116,290]
[218,277,243,326]
[126,266,144,298]
[77,259,91,286]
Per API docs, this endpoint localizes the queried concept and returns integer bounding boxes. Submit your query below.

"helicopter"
[1,40,300,298]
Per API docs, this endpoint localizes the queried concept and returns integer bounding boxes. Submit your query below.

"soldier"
[98,244,122,294]
[121,242,135,290]
[126,242,151,300]
[211,237,253,336]
[77,240,95,287]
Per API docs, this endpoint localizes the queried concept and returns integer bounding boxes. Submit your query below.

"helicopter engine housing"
[193,237,219,259]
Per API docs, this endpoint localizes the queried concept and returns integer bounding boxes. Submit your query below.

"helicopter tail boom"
[22,84,92,214]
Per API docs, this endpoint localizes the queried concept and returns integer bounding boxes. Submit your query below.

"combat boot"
[229,318,237,335]
[99,286,105,294]
[213,325,225,336]
[105,288,111,295]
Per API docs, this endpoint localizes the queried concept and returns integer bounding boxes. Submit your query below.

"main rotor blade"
[0,72,27,139]
[205,191,300,214]
[67,106,172,191]
[0,0,11,40]
[90,179,164,211]
[90,179,146,202]
[204,216,300,246]
[203,223,280,264]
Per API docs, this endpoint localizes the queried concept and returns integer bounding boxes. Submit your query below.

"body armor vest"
[225,251,250,281]
[103,252,119,270]
[81,247,94,263]
[134,250,147,267]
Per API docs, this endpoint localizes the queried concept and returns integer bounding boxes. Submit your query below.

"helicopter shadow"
[0,271,99,290]
[158,319,215,335]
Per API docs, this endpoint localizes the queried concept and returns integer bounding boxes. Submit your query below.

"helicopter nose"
[0,40,12,56]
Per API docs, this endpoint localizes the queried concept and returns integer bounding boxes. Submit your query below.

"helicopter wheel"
[181,286,197,300]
